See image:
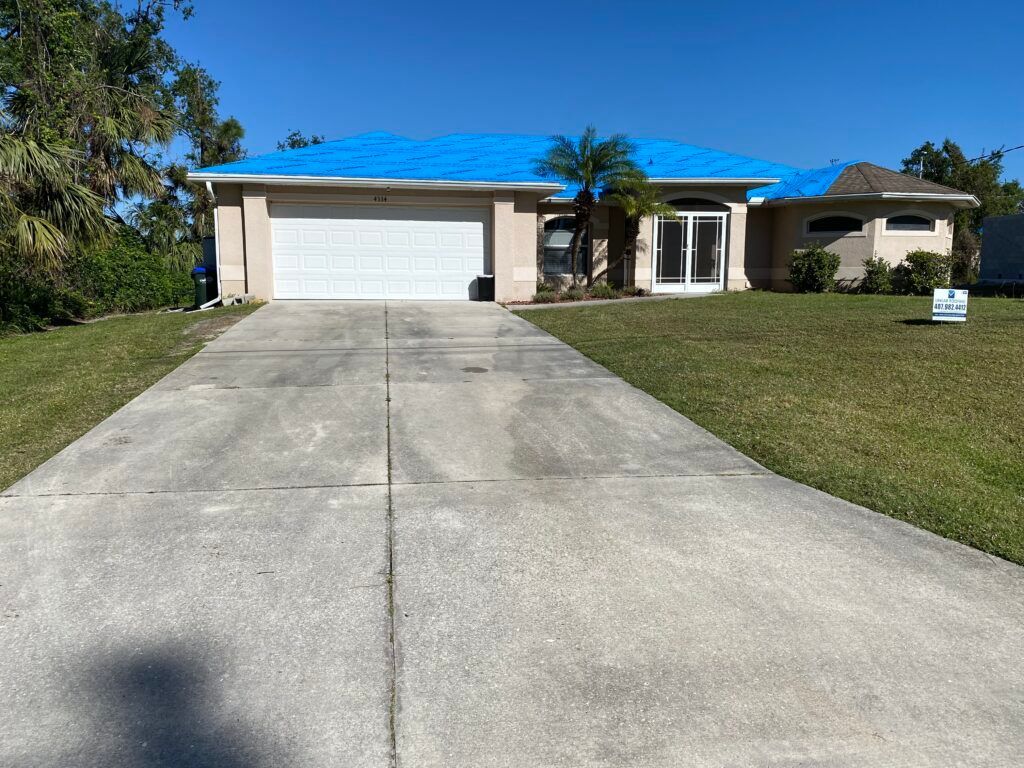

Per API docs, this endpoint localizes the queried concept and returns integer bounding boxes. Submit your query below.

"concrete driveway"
[2,301,1023,767]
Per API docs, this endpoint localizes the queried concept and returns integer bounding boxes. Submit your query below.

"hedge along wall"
[0,228,194,333]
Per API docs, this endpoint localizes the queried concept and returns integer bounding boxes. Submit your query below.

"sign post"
[931,288,968,323]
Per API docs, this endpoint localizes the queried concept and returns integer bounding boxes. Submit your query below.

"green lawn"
[517,293,1024,564]
[1,304,259,490]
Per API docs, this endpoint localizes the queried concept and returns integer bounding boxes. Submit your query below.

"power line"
[965,144,1024,164]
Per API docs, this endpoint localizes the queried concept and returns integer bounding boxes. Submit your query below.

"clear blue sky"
[165,0,1024,180]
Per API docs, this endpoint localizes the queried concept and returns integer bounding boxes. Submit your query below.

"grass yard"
[0,304,259,490]
[517,293,1024,564]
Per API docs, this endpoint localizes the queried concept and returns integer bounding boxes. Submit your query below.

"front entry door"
[654,211,727,293]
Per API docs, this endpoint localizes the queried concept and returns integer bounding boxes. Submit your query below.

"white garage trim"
[270,204,490,300]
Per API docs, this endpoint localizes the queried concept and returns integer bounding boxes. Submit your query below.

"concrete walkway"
[2,301,1022,767]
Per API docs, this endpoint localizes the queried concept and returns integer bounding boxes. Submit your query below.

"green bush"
[893,250,951,295]
[788,244,841,293]
[532,290,559,303]
[859,256,893,294]
[1,228,194,334]
[587,282,620,300]
[71,230,193,313]
[535,281,555,294]
[562,287,585,301]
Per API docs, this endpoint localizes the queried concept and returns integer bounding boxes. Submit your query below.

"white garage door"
[270,204,489,300]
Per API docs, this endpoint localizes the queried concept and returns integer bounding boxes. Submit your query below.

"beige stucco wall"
[492,192,543,302]
[535,203,614,291]
[210,178,959,302]
[214,184,246,297]
[633,184,752,293]
[744,207,775,288]
[767,201,955,289]
[211,182,543,302]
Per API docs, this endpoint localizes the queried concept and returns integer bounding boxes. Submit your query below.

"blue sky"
[164,0,1024,180]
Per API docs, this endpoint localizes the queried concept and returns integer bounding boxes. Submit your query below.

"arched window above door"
[666,197,731,212]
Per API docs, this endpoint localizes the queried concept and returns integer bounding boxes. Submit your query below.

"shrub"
[788,244,841,293]
[562,287,585,301]
[0,227,194,334]
[72,230,193,313]
[620,285,641,297]
[893,250,951,295]
[532,290,559,304]
[535,281,555,294]
[859,256,893,294]
[587,282,620,300]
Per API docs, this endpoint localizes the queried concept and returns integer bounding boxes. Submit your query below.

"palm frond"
[532,125,640,195]
[12,214,69,273]
[113,151,165,199]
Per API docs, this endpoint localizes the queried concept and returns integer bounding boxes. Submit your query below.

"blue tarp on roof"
[748,160,859,201]
[196,131,846,202]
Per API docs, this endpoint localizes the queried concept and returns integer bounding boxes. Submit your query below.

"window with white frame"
[543,217,588,275]
[806,215,864,235]
[885,214,934,232]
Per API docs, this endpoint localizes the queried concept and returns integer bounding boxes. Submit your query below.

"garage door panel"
[271,204,488,300]
[303,253,328,270]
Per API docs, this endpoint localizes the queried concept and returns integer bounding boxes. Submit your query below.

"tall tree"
[901,139,1024,282]
[168,63,245,237]
[277,129,325,150]
[131,63,245,270]
[534,126,639,288]
[0,0,207,276]
[1,0,187,205]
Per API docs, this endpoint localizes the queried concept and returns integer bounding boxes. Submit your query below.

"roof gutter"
[187,171,564,195]
[543,176,786,202]
[752,192,980,208]
[646,177,782,187]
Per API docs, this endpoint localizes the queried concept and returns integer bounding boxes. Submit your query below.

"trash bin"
[476,274,495,302]
[191,266,208,309]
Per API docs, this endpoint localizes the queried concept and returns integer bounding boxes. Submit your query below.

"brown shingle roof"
[826,162,968,196]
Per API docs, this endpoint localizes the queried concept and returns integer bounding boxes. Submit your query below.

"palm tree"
[604,174,679,286]
[534,126,638,288]
[0,128,112,275]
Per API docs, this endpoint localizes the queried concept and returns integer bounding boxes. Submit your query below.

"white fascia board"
[545,178,783,203]
[186,172,564,194]
[764,192,980,208]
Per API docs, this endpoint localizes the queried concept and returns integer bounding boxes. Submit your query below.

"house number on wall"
[373,194,389,203]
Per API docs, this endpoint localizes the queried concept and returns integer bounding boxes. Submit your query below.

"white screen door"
[654,212,727,293]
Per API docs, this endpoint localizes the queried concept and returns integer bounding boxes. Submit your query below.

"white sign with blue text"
[932,288,968,322]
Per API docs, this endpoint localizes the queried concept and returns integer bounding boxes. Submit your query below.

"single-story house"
[187,132,979,302]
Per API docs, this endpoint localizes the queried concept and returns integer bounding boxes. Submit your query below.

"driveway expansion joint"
[383,301,399,768]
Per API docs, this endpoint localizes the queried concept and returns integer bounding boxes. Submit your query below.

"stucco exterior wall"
[210,178,961,302]
[535,203,614,291]
[744,207,774,288]
[633,184,751,293]
[214,182,541,303]
[768,201,955,289]
[214,184,246,297]
[493,192,542,302]
[241,184,272,300]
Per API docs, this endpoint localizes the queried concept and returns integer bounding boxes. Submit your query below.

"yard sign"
[931,288,968,322]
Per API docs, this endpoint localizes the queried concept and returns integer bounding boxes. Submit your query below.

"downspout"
[199,181,222,309]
